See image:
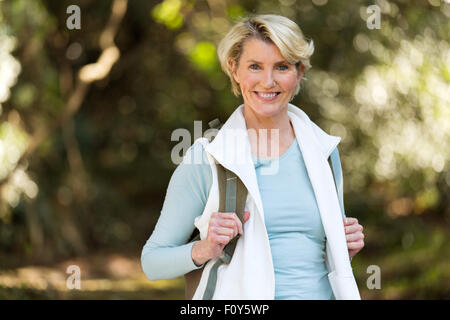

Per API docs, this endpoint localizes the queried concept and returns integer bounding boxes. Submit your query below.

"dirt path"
[0,252,185,299]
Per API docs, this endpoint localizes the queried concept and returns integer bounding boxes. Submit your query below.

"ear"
[298,62,306,77]
[297,62,305,81]
[229,59,240,84]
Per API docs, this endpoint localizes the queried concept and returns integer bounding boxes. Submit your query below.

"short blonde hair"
[217,14,314,99]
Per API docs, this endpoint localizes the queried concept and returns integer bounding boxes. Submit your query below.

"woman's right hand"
[192,211,250,266]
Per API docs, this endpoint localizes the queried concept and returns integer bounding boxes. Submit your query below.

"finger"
[347,240,364,250]
[344,223,363,234]
[217,218,237,229]
[217,219,239,237]
[220,212,243,235]
[210,212,236,230]
[243,211,250,223]
[213,234,232,245]
[213,226,235,237]
[346,232,364,242]
[230,213,243,235]
[343,217,358,226]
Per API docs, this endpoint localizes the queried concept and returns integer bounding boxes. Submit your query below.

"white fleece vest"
[191,103,361,300]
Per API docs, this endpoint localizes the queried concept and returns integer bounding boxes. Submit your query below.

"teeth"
[257,92,277,98]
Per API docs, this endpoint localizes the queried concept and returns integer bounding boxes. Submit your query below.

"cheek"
[282,74,300,90]
[239,74,259,89]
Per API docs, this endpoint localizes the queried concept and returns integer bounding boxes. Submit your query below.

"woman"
[141,14,364,300]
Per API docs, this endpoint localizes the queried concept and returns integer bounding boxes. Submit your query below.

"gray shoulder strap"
[328,147,346,218]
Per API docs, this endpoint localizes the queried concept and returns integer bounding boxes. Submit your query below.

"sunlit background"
[0,0,448,299]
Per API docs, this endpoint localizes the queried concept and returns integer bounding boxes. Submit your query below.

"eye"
[278,65,289,71]
[249,64,260,70]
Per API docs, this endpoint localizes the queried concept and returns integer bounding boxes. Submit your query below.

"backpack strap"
[326,146,348,292]
[328,147,346,218]
[202,162,247,300]
[184,118,248,299]
[200,118,249,299]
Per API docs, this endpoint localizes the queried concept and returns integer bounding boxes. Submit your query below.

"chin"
[249,101,287,118]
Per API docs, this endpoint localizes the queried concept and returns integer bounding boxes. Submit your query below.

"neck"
[243,104,295,158]
[244,103,290,130]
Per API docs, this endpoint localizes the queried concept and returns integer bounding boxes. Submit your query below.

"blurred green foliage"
[0,0,448,299]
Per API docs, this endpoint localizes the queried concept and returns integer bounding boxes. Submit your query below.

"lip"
[254,91,281,102]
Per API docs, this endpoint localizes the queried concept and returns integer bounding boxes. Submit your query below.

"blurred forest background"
[0,0,448,299]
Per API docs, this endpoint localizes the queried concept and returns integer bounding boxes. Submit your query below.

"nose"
[261,69,276,88]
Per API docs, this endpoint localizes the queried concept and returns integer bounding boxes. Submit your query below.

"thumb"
[243,211,250,223]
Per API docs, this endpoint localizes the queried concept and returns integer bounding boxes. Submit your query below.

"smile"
[254,91,281,101]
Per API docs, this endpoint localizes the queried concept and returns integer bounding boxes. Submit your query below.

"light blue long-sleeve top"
[141,139,335,299]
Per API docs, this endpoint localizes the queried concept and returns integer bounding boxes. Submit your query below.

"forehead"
[241,38,287,63]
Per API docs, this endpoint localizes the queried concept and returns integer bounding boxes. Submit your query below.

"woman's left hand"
[344,217,364,258]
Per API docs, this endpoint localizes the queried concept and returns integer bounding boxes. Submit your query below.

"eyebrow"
[246,59,289,65]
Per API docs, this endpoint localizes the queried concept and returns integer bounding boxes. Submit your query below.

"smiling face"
[230,37,304,119]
